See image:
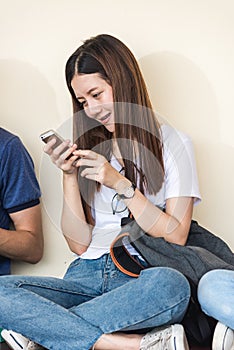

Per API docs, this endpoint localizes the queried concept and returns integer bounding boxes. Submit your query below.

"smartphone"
[40,129,73,159]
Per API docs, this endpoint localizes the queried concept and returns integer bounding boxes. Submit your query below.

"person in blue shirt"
[0,127,43,275]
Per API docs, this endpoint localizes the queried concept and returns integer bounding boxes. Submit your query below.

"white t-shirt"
[80,124,201,259]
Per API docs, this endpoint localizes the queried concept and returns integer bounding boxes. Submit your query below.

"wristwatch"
[117,183,136,199]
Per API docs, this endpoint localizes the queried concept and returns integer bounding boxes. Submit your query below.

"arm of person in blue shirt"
[0,133,44,263]
[0,204,43,263]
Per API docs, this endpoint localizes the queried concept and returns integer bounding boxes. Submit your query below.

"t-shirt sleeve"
[0,136,41,213]
[163,126,201,204]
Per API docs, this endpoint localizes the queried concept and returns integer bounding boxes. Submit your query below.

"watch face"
[125,186,135,198]
[118,183,136,199]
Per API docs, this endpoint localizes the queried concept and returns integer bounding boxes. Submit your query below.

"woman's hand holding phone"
[40,130,79,174]
[46,140,79,174]
[40,130,124,187]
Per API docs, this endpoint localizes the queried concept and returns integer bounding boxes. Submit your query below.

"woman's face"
[71,73,115,133]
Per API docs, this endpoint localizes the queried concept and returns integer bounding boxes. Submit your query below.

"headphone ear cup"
[110,233,146,277]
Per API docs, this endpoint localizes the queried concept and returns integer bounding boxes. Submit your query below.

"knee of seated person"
[0,275,13,285]
[198,270,230,311]
[198,282,233,321]
[198,270,218,296]
[141,267,190,296]
[0,275,23,289]
[198,269,229,291]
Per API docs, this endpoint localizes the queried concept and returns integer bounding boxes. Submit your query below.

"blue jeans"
[0,254,190,350]
[198,269,234,329]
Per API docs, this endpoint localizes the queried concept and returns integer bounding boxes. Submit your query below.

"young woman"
[0,34,203,350]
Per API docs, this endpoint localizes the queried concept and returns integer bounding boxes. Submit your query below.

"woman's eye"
[93,92,102,98]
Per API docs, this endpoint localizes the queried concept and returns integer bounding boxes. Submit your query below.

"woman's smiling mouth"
[99,113,111,124]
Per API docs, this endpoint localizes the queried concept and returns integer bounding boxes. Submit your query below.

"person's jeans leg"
[198,269,234,329]
[0,274,103,350]
[0,256,191,350]
[72,264,191,333]
[0,257,109,350]
[0,255,139,350]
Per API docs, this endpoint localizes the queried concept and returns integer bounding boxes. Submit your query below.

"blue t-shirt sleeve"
[0,136,41,213]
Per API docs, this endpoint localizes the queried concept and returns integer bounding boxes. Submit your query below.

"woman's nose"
[85,102,102,118]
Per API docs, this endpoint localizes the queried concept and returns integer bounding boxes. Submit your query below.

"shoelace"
[141,328,173,350]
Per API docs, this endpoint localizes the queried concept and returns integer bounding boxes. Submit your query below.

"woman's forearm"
[61,172,92,254]
[118,184,193,245]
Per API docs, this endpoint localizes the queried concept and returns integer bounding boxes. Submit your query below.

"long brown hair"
[65,34,164,225]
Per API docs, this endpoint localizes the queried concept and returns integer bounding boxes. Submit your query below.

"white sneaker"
[212,322,234,350]
[1,330,43,350]
[27,340,44,350]
[1,329,29,350]
[140,324,189,350]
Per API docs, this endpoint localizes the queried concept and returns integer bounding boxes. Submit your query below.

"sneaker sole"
[212,323,234,350]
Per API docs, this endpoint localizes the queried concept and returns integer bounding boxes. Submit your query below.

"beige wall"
[0,0,233,276]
